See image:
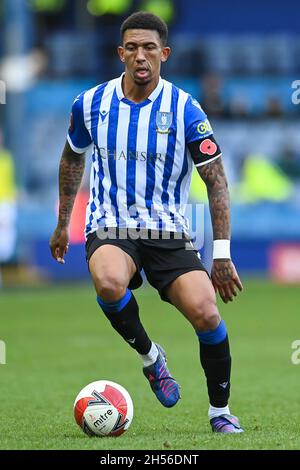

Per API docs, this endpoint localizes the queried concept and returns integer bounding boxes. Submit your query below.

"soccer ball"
[73,380,134,437]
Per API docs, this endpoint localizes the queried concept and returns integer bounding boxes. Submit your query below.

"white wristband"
[213,240,231,259]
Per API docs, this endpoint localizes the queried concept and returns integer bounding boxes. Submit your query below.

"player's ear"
[161,47,171,63]
[118,46,125,62]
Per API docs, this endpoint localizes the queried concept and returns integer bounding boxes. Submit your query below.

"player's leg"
[166,270,243,433]
[89,244,153,354]
[87,238,180,408]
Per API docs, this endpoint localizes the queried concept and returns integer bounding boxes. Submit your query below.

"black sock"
[199,336,231,408]
[97,290,152,354]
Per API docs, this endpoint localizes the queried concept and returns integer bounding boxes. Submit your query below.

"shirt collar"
[116,73,164,103]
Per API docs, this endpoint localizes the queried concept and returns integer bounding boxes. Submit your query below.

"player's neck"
[122,73,160,104]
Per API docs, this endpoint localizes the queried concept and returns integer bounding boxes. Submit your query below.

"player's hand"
[49,225,70,264]
[211,259,243,303]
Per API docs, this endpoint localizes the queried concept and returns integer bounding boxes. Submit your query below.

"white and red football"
[73,380,134,437]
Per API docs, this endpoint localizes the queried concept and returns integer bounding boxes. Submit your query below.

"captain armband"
[188,135,222,167]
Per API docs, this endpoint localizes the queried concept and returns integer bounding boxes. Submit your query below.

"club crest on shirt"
[156,111,173,134]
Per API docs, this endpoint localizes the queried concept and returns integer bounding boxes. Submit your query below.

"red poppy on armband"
[188,135,222,167]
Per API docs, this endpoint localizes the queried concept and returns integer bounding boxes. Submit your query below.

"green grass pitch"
[1,280,300,450]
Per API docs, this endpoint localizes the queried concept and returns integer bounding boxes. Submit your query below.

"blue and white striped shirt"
[67,74,220,238]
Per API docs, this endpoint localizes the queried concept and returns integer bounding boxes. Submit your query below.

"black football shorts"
[85,228,208,303]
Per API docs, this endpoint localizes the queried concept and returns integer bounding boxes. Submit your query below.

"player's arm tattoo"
[197,158,230,240]
[197,158,243,302]
[58,141,85,228]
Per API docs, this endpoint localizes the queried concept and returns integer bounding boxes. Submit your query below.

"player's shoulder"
[162,79,205,113]
[162,78,189,101]
[73,80,109,104]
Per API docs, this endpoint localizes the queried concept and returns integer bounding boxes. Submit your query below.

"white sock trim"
[208,404,230,420]
[139,342,159,367]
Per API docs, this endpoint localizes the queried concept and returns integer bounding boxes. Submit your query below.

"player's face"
[118,29,170,85]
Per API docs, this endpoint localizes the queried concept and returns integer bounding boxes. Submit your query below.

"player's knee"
[95,274,127,302]
[192,297,220,332]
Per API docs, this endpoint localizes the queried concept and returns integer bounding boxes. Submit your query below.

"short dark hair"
[120,11,168,46]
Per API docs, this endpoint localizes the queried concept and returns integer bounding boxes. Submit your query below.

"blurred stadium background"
[1,0,300,284]
[1,0,300,450]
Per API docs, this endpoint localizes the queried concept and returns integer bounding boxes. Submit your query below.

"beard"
[133,76,152,86]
